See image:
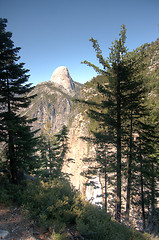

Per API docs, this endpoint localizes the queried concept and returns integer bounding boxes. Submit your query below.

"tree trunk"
[150,162,155,231]
[139,140,146,231]
[8,132,17,183]
[125,110,133,223]
[104,157,107,213]
[7,77,17,183]
[116,75,122,222]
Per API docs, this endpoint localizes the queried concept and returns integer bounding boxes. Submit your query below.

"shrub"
[51,231,67,240]
[0,176,23,206]
[76,202,149,240]
[0,175,149,239]
[20,178,77,230]
[76,202,113,240]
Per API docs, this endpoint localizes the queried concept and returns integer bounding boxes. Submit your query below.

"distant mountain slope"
[146,39,159,118]
[22,67,82,133]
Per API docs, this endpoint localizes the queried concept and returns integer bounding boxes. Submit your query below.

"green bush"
[76,202,113,240]
[0,176,149,239]
[51,231,67,240]
[20,178,77,229]
[0,176,23,206]
[76,202,149,240]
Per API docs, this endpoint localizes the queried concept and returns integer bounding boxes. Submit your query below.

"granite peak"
[50,66,75,92]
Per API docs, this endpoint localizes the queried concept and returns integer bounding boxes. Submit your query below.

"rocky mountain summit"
[23,66,82,133]
[50,66,75,94]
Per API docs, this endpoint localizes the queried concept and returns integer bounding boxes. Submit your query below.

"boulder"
[0,230,9,239]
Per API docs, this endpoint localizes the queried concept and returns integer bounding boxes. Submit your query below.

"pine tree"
[82,25,128,221]
[39,123,69,180]
[122,45,159,226]
[54,125,69,178]
[39,119,57,176]
[0,18,37,183]
[122,46,148,223]
[133,118,159,231]
[81,25,155,224]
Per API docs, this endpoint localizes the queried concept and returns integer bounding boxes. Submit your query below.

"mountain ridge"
[23,75,82,133]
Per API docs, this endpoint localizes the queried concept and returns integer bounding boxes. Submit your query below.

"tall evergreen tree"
[82,25,129,221]
[39,123,69,180]
[0,18,37,183]
[108,25,128,221]
[122,46,148,223]
[53,125,70,178]
[81,25,155,224]
[39,119,56,177]
[132,118,159,231]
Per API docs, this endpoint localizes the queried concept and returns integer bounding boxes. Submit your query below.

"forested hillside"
[78,30,159,230]
[21,80,82,133]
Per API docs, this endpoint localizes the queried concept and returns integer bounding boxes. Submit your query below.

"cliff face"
[63,113,96,193]
[23,66,97,197]
[23,67,82,133]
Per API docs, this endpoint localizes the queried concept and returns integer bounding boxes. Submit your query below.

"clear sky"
[0,0,158,86]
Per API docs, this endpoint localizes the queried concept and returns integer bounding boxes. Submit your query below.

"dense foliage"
[0,18,38,183]
[0,176,150,240]
[81,26,159,230]
[38,123,70,180]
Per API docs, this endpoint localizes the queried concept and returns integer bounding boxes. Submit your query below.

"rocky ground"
[1,203,158,240]
[0,204,83,240]
[0,204,51,240]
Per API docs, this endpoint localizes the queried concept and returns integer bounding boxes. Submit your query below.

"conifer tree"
[82,25,129,221]
[39,120,56,177]
[132,118,159,231]
[53,125,70,178]
[81,25,155,224]
[0,18,37,183]
[39,124,69,180]
[122,46,148,222]
[122,44,159,226]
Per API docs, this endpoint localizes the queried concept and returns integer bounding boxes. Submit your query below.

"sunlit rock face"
[62,113,91,193]
[85,176,103,207]
[50,66,75,92]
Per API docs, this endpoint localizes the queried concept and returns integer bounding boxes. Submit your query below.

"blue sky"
[0,0,158,86]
